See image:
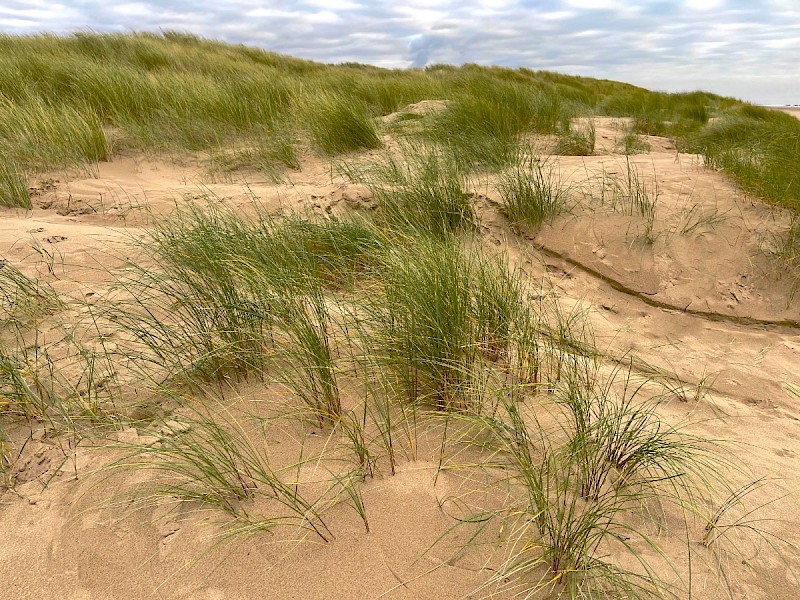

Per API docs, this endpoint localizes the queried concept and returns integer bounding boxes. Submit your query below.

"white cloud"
[563,0,618,9]
[0,17,38,27]
[303,0,360,9]
[114,3,153,17]
[539,11,576,21]
[684,0,724,10]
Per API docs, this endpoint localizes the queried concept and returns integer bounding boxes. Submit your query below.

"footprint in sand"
[43,235,68,243]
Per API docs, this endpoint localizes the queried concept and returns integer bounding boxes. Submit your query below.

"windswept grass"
[114,400,335,541]
[0,158,29,209]
[497,153,571,231]
[453,364,723,599]
[0,94,108,167]
[301,93,382,156]
[345,144,476,238]
[424,77,569,169]
[688,105,800,211]
[600,89,714,139]
[108,202,386,425]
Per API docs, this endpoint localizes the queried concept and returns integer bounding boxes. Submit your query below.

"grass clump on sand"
[452,363,723,599]
[110,203,385,423]
[0,264,113,443]
[617,127,652,155]
[0,347,48,423]
[345,144,476,238]
[114,400,335,541]
[497,152,570,232]
[554,119,596,156]
[361,238,479,409]
[356,237,577,411]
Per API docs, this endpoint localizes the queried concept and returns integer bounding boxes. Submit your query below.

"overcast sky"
[3,1,799,104]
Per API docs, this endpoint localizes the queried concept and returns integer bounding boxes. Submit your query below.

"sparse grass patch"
[759,217,800,300]
[497,152,570,232]
[206,124,300,183]
[0,346,46,421]
[555,120,595,156]
[1,261,65,323]
[0,333,109,436]
[114,399,335,541]
[617,128,651,155]
[600,158,659,244]
[673,202,728,236]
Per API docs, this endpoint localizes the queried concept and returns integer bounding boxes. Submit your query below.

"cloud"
[409,33,447,67]
[0,0,798,104]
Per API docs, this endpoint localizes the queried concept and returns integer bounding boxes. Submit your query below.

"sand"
[1,115,799,599]
[773,106,800,120]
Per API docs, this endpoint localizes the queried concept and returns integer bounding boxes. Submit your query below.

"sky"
[2,1,799,105]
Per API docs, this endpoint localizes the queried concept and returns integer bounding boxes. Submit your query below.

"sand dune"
[2,114,799,600]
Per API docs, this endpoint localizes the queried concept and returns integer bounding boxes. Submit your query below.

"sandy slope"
[1,116,799,599]
[774,107,800,120]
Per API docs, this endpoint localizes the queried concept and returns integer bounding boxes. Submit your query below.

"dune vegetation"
[2,31,799,599]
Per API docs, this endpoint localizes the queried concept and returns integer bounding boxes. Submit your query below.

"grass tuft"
[497,152,570,232]
[554,120,596,156]
[114,400,334,541]
[345,143,476,238]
